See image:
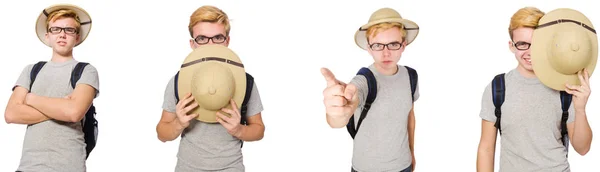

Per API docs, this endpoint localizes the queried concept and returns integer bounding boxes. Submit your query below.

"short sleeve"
[76,64,100,98]
[479,83,496,123]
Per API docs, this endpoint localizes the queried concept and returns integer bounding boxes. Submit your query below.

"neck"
[51,51,74,63]
[374,63,398,76]
[516,65,536,78]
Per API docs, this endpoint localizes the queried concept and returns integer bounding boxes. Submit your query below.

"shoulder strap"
[559,91,572,154]
[240,73,254,125]
[71,62,89,89]
[404,66,418,101]
[491,73,506,135]
[29,61,47,91]
[346,67,377,139]
[174,71,180,103]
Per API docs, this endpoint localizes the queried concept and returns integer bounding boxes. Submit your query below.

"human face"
[45,17,80,56]
[367,28,406,75]
[189,22,229,49]
[509,27,534,74]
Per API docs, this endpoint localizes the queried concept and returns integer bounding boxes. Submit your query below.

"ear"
[224,35,230,47]
[508,40,516,54]
[45,32,50,45]
[189,39,196,49]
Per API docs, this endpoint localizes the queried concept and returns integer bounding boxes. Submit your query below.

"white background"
[1,0,598,171]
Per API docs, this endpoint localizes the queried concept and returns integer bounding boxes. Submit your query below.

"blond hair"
[188,5,230,37]
[508,7,544,39]
[46,9,81,33]
[366,22,407,42]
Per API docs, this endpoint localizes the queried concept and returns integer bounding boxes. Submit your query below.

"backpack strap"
[404,66,418,102]
[240,72,254,125]
[71,62,89,89]
[174,71,180,103]
[346,67,377,139]
[559,91,572,155]
[29,61,47,92]
[491,73,506,135]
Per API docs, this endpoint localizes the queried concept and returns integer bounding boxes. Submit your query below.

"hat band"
[359,26,419,31]
[43,9,92,25]
[181,57,244,68]
[536,19,596,34]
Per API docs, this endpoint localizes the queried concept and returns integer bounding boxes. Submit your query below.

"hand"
[175,93,199,129]
[25,93,35,105]
[565,69,592,112]
[64,95,72,99]
[321,68,358,118]
[216,99,243,138]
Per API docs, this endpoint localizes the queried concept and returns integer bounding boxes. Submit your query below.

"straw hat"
[531,8,597,90]
[35,3,92,47]
[177,44,246,123]
[354,8,419,50]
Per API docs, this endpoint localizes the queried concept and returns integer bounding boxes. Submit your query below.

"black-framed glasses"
[193,34,227,45]
[512,41,531,50]
[369,41,403,51]
[47,27,78,34]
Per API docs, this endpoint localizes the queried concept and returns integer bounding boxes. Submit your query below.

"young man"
[476,7,594,172]
[155,5,265,172]
[4,4,99,172]
[321,8,419,172]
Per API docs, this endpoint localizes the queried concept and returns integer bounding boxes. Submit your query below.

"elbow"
[65,108,85,123]
[574,145,591,156]
[4,105,16,124]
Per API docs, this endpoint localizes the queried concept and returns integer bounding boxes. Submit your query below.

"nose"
[382,47,391,57]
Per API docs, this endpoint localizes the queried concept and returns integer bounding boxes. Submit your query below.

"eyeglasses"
[369,41,403,51]
[193,34,227,45]
[512,41,531,50]
[47,27,78,34]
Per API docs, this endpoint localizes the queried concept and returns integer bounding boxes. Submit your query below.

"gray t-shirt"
[13,59,100,172]
[479,68,575,172]
[349,64,419,172]
[162,73,263,172]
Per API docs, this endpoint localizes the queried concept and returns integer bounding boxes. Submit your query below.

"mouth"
[523,57,531,64]
[57,41,66,46]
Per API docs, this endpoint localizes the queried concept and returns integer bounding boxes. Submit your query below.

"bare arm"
[4,86,50,124]
[477,119,497,172]
[156,110,185,142]
[408,105,416,171]
[325,97,358,128]
[25,84,95,122]
[567,109,593,155]
[236,113,265,141]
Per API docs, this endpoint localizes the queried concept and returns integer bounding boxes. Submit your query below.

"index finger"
[229,99,241,117]
[321,67,339,87]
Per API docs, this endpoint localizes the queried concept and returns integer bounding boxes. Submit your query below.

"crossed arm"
[4,84,96,124]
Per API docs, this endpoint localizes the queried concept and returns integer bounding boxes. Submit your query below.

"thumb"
[321,67,339,87]
[344,84,357,101]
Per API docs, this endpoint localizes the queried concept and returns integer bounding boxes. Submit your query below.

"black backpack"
[174,71,254,147]
[491,73,572,155]
[346,66,418,139]
[30,61,98,159]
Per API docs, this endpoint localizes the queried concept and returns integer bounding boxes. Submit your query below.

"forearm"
[571,109,593,154]
[27,94,81,122]
[156,120,184,142]
[408,118,415,156]
[237,123,265,141]
[476,147,495,172]
[5,103,50,124]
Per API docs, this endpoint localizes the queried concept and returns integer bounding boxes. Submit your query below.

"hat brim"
[36,4,92,47]
[531,8,598,91]
[178,44,247,123]
[354,18,419,50]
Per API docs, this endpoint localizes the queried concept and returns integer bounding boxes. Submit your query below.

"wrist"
[234,125,246,139]
[173,119,185,131]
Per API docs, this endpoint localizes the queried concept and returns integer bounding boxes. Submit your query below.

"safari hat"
[177,44,246,123]
[354,7,419,50]
[531,8,597,90]
[35,3,92,47]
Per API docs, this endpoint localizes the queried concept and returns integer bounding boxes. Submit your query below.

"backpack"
[346,66,418,139]
[174,71,254,147]
[30,61,99,159]
[491,73,572,155]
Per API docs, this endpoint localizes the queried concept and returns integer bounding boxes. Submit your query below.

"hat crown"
[191,64,235,111]
[369,8,403,22]
[547,23,594,75]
